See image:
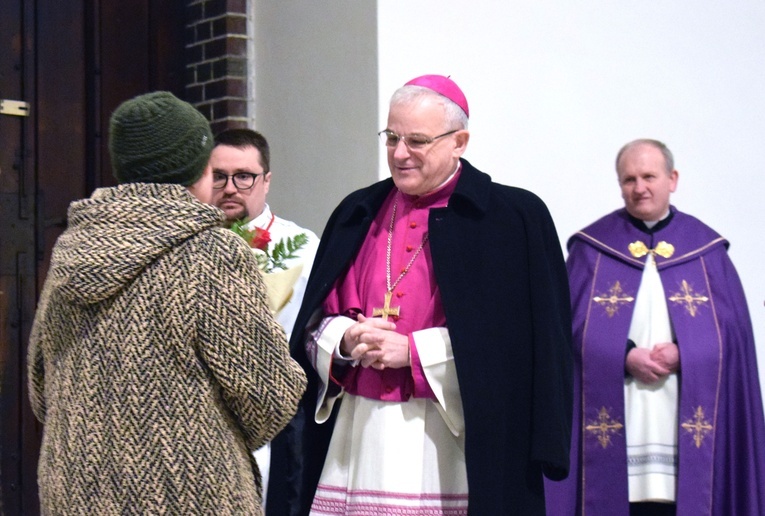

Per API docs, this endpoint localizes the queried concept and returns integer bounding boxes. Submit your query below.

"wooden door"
[0,1,186,513]
[1,2,44,512]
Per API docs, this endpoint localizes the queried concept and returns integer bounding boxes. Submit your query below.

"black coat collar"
[338,158,489,227]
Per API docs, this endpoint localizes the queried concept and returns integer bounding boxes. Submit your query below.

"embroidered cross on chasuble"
[547,207,765,516]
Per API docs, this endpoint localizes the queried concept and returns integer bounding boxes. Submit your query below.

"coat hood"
[47,183,225,304]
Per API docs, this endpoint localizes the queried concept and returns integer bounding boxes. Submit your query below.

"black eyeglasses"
[378,129,459,150]
[212,171,265,190]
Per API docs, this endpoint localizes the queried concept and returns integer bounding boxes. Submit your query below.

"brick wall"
[186,0,250,134]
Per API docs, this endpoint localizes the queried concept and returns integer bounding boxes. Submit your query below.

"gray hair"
[389,85,469,130]
[615,139,674,175]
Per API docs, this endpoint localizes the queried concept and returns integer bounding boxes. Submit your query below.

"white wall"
[252,1,378,235]
[252,1,764,384]
[378,2,765,376]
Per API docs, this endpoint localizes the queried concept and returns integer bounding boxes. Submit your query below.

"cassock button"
[384,385,394,394]
[406,245,413,252]
[396,292,404,298]
[409,222,417,228]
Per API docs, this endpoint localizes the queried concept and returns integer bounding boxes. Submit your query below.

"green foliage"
[268,233,309,272]
[229,219,308,273]
[229,219,255,242]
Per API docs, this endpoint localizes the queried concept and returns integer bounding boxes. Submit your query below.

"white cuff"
[315,316,356,423]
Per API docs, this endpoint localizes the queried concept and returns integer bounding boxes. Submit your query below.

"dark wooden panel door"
[0,1,187,513]
[1,1,44,513]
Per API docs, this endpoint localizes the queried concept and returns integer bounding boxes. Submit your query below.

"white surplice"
[624,253,679,502]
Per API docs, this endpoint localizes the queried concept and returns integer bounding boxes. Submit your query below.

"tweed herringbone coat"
[28,183,306,515]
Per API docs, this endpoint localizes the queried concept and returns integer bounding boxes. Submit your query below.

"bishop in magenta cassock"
[267,75,574,516]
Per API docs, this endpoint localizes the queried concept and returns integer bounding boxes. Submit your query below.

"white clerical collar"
[417,162,461,197]
[244,204,273,231]
[438,162,461,190]
[643,209,670,229]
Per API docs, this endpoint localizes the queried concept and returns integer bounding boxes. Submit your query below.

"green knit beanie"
[108,91,214,186]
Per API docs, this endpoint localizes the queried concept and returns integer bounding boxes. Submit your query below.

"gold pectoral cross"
[372,290,400,321]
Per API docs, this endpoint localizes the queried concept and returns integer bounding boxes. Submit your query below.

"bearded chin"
[224,206,249,226]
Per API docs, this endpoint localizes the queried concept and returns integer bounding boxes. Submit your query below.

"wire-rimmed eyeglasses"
[378,129,459,150]
[212,171,265,190]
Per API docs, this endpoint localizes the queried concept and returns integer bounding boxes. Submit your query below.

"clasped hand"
[625,342,680,384]
[340,314,410,370]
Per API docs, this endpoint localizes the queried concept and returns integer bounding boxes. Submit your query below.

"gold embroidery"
[654,241,675,258]
[585,407,624,448]
[681,406,714,448]
[628,240,675,258]
[628,241,649,258]
[592,281,635,317]
[668,280,709,317]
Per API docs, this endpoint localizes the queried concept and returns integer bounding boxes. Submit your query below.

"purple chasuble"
[545,207,765,516]
[321,173,459,401]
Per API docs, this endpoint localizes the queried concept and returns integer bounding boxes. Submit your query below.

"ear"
[263,171,272,195]
[669,169,679,192]
[452,130,470,157]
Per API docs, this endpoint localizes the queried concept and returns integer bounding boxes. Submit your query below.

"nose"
[223,177,239,194]
[633,178,646,193]
[391,140,411,160]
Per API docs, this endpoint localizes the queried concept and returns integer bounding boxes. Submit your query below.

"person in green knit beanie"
[27,91,306,515]
[108,90,213,186]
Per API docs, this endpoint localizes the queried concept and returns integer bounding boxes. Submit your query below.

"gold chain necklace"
[372,195,429,321]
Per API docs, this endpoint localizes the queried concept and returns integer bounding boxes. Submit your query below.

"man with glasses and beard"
[210,128,319,509]
[269,75,573,516]
[211,128,319,336]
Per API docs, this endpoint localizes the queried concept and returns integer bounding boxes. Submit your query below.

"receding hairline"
[615,138,674,175]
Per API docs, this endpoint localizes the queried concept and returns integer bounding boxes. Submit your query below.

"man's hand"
[650,342,680,373]
[341,314,410,370]
[625,347,671,384]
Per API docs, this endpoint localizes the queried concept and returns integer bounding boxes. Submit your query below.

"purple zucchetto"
[404,74,469,118]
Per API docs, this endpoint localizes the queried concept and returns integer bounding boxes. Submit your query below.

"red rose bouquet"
[230,219,308,273]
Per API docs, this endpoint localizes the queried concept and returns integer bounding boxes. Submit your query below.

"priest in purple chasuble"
[544,139,765,516]
[265,75,574,516]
